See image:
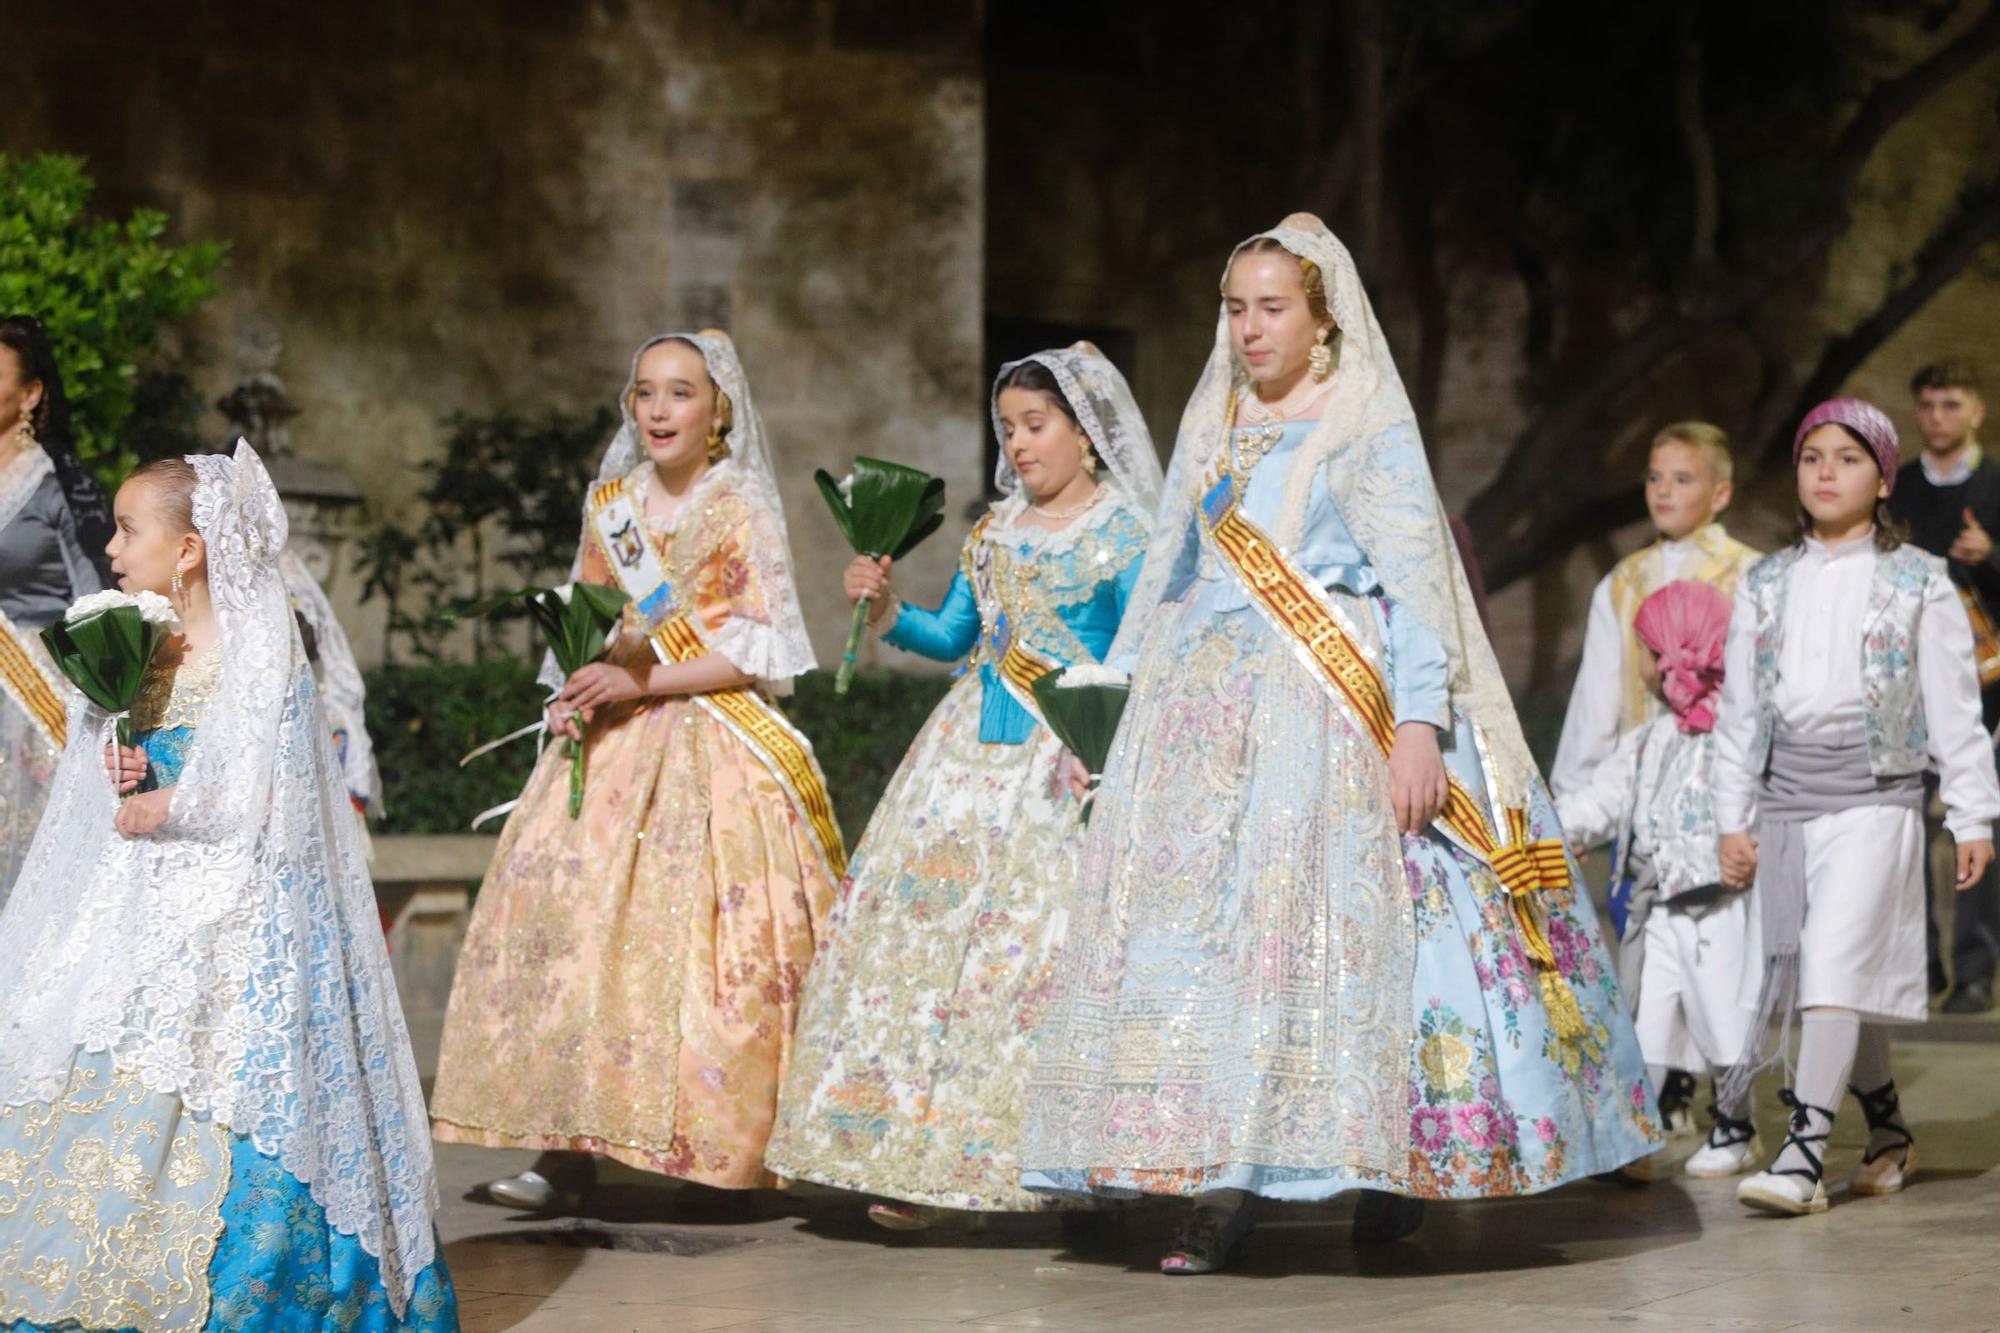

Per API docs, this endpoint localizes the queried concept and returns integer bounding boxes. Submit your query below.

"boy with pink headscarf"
[1560,579,1764,1178]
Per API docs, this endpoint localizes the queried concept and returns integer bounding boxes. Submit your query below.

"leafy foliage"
[0,154,226,481]
[354,406,615,663]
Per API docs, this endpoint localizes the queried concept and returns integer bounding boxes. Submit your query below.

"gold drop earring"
[1308,327,1334,382]
[706,423,730,463]
[171,567,185,600]
[1079,444,1099,478]
[15,410,34,449]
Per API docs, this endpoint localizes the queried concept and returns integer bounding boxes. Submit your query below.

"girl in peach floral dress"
[431,331,844,1209]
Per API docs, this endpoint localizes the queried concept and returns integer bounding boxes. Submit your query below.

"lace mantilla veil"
[1108,213,1538,806]
[544,329,816,691]
[0,442,438,1312]
[989,341,1163,515]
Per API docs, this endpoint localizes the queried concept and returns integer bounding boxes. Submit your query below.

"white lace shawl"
[990,342,1163,513]
[1110,213,1539,806]
[280,547,383,815]
[0,442,438,1313]
[543,330,816,692]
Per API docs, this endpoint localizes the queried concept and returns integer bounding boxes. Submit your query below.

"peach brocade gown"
[430,469,837,1189]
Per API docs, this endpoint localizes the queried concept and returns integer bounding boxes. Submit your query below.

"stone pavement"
[432,1014,2000,1332]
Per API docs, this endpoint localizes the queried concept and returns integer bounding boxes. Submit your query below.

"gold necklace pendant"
[1226,423,1283,482]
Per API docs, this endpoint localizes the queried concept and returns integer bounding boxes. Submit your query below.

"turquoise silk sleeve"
[882,570,981,664]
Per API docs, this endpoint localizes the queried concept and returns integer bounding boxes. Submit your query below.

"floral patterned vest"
[1741,542,1943,779]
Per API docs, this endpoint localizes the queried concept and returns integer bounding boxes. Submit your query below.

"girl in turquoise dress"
[766,344,1158,1228]
[1018,217,1660,1274]
[0,444,456,1331]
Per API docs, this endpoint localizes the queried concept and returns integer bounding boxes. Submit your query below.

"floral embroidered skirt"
[1019,603,1661,1201]
[0,1053,456,1333]
[767,675,1081,1210]
[430,692,836,1189]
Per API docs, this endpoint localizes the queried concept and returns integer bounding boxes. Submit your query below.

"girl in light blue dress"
[1019,215,1659,1274]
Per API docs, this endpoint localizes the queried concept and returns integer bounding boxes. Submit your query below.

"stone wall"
[8,0,986,667]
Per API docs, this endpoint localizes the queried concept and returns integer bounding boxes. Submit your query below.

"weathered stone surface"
[8,0,986,669]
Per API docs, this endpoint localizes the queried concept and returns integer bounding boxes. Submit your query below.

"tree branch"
[1752,177,2000,472]
[1824,2,2000,202]
[1675,14,1720,273]
[1465,4,2000,588]
[1736,306,1800,459]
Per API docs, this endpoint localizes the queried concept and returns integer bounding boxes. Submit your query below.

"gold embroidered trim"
[0,610,64,747]
[0,1058,230,1333]
[651,612,848,883]
[129,646,221,733]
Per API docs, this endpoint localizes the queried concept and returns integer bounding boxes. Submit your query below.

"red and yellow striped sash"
[993,639,1061,723]
[1203,491,1591,1050]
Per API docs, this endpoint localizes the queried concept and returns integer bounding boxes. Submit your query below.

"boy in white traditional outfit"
[1559,580,1763,1178]
[1715,397,2000,1216]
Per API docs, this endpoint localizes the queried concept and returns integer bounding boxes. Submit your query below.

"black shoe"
[1352,1190,1425,1244]
[1942,980,1995,1014]
[1657,1068,1699,1135]
[1929,960,1950,998]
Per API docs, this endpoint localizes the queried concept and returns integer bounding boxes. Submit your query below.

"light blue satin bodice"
[1159,419,1450,728]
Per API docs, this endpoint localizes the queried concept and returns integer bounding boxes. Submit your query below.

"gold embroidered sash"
[0,608,65,749]
[1198,469,1592,1051]
[589,476,848,884]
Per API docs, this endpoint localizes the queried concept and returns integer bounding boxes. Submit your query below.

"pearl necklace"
[1027,488,1102,522]
[1226,378,1332,480]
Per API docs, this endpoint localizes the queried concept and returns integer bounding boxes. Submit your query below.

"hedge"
[365,659,952,843]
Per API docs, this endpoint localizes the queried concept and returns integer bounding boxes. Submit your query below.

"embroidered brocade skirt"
[1019,592,1660,1201]
[430,690,836,1189]
[766,674,1080,1210]
[0,1053,457,1333]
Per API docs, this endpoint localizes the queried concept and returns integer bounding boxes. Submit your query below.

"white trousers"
[1633,891,1762,1072]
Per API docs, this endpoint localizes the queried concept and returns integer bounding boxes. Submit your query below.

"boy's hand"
[1957,839,1995,889]
[114,788,173,838]
[1720,831,1758,890]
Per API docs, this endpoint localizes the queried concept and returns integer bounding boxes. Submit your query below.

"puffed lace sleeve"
[701,491,817,683]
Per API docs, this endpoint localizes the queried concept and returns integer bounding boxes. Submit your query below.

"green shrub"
[0,154,226,482]
[366,658,547,834]
[366,659,953,844]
